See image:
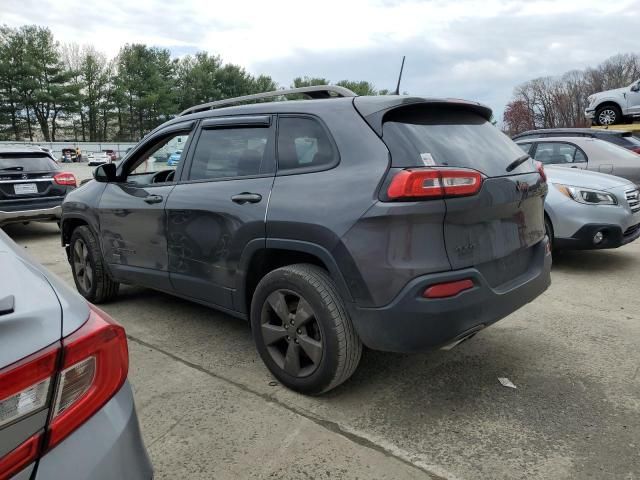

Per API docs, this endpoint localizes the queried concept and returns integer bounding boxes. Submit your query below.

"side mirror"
[93,163,117,182]
[632,84,640,92]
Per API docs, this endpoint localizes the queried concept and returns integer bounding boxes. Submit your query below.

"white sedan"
[87,152,111,166]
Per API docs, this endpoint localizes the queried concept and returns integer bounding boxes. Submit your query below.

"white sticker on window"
[420,153,436,166]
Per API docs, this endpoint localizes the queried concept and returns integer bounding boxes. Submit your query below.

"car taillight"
[47,305,128,450]
[0,345,58,479]
[53,172,77,187]
[387,168,483,200]
[0,345,59,428]
[535,161,547,182]
[0,433,42,480]
[632,147,640,155]
[0,306,127,477]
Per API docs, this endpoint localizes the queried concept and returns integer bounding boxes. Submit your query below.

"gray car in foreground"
[0,230,152,479]
[543,166,640,250]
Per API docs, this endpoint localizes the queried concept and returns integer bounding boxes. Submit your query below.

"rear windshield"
[382,107,536,177]
[593,139,640,159]
[616,134,640,147]
[0,154,57,172]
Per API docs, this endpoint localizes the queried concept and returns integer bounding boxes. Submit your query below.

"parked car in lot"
[60,148,77,163]
[102,149,117,161]
[166,150,182,166]
[513,128,640,154]
[87,152,111,166]
[516,136,640,185]
[0,230,152,480]
[585,79,640,125]
[0,147,76,227]
[543,166,640,250]
[60,86,551,394]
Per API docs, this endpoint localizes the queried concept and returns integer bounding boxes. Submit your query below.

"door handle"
[570,166,578,168]
[144,194,163,204]
[231,192,262,204]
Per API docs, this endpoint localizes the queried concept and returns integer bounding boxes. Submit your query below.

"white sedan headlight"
[554,184,617,205]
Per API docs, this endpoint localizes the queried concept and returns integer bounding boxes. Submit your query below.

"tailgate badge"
[455,241,476,255]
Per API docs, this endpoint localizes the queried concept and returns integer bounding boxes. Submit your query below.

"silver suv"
[586,79,640,125]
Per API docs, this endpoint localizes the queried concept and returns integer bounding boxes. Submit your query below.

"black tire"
[595,104,622,126]
[250,264,362,395]
[544,215,554,252]
[69,226,119,303]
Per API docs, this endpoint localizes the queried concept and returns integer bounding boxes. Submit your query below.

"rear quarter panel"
[266,105,390,305]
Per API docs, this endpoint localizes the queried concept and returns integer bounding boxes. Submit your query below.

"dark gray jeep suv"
[60,86,552,394]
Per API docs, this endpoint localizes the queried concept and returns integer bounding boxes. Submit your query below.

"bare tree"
[508,53,640,130]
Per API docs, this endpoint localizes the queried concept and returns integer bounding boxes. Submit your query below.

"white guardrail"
[0,141,139,160]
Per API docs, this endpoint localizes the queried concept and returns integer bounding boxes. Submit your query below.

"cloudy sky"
[2,0,639,118]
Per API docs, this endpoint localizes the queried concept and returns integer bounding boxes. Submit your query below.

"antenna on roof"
[393,56,405,95]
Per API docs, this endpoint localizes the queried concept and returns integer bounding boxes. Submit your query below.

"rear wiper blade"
[506,154,530,172]
[0,166,24,171]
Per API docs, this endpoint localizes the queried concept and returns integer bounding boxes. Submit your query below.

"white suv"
[586,79,640,126]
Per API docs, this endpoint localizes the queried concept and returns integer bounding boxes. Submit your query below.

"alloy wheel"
[73,238,93,293]
[598,109,617,125]
[260,289,323,377]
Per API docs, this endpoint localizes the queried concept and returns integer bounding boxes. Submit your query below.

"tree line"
[503,53,640,135]
[0,25,384,143]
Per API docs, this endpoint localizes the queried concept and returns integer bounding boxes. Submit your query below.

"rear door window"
[382,107,535,177]
[188,128,270,181]
[533,142,586,164]
[277,116,338,174]
[0,154,57,172]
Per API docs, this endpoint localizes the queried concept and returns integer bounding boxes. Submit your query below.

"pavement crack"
[147,413,186,448]
[127,334,446,480]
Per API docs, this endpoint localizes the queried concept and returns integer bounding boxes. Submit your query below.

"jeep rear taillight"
[0,306,128,477]
[387,167,483,200]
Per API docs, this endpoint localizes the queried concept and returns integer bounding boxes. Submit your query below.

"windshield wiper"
[0,166,24,171]
[506,154,530,172]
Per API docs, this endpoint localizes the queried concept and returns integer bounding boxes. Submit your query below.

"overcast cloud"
[2,0,639,118]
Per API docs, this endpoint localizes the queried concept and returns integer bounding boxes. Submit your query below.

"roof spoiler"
[353,96,493,137]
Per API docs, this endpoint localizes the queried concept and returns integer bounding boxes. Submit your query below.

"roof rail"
[178,85,357,116]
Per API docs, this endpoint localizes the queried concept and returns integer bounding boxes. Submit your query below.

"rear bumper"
[555,222,640,250]
[0,205,61,225]
[32,381,152,480]
[348,240,551,353]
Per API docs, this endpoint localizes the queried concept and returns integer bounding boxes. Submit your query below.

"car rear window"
[382,106,536,177]
[619,135,640,148]
[593,139,640,159]
[0,154,57,172]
